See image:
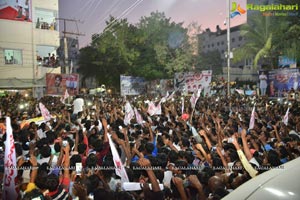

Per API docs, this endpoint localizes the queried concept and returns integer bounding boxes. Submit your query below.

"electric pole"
[55,18,84,74]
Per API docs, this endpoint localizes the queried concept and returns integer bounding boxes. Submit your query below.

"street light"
[226,0,231,97]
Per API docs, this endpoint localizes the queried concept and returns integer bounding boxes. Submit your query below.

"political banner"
[120,75,146,96]
[267,68,299,97]
[0,0,32,22]
[174,70,212,94]
[46,73,79,96]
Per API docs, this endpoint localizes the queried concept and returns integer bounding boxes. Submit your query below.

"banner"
[120,75,146,96]
[0,0,32,22]
[46,73,79,96]
[268,68,299,97]
[174,70,212,94]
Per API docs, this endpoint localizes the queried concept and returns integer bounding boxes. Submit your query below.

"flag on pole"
[190,88,201,109]
[134,107,143,125]
[283,107,290,126]
[124,102,135,125]
[249,106,256,130]
[108,134,129,183]
[167,91,175,101]
[70,60,73,74]
[160,91,169,103]
[147,101,157,116]
[39,102,51,121]
[3,117,18,200]
[60,89,70,104]
[155,100,162,115]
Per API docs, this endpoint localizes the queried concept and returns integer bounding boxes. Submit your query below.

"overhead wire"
[90,0,145,44]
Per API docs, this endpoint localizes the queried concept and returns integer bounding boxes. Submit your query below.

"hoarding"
[174,70,212,94]
[268,68,299,97]
[46,73,79,96]
[120,75,146,96]
[0,0,32,22]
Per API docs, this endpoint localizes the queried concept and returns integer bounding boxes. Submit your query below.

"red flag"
[39,102,51,121]
[3,117,18,200]
[283,107,290,126]
[249,106,255,130]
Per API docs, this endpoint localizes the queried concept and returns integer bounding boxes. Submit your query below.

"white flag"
[134,107,143,125]
[167,91,175,101]
[249,106,255,130]
[108,134,129,183]
[190,88,201,109]
[147,101,157,116]
[124,102,135,125]
[3,117,18,200]
[60,89,70,104]
[39,102,51,121]
[160,91,169,103]
[283,107,290,126]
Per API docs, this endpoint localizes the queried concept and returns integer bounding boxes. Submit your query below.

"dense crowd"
[0,90,300,200]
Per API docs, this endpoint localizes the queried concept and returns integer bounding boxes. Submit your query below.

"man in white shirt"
[73,95,85,115]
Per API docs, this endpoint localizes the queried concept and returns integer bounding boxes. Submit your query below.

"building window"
[232,38,235,43]
[239,36,243,41]
[208,44,210,48]
[217,42,220,46]
[36,46,58,67]
[35,8,58,30]
[4,49,22,65]
[221,41,224,45]
[212,43,214,47]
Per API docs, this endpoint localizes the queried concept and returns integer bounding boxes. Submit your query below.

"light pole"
[226,0,231,97]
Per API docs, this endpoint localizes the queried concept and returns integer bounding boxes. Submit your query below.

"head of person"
[54,75,62,87]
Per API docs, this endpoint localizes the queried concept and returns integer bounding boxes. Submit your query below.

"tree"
[133,11,194,79]
[196,50,223,74]
[232,14,278,69]
[78,16,140,89]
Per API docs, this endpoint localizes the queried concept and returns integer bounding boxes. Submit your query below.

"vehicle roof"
[222,157,300,200]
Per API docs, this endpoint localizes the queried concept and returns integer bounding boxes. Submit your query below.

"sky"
[59,0,247,48]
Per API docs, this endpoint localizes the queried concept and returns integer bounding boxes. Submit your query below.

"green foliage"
[233,7,300,69]
[78,12,196,90]
[196,50,223,75]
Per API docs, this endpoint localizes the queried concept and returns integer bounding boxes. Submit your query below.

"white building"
[0,0,61,96]
[199,25,257,81]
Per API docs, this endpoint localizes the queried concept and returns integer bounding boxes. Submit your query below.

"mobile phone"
[76,162,83,175]
[62,140,68,147]
[227,137,234,143]
[24,155,30,161]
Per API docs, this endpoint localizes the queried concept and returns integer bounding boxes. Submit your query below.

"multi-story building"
[0,0,60,97]
[199,25,256,81]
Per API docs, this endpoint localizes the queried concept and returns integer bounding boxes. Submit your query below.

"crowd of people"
[0,90,300,200]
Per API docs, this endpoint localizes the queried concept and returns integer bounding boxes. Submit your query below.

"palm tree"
[233,14,287,69]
